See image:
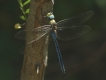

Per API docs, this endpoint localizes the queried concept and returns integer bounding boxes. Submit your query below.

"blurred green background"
[0,0,106,80]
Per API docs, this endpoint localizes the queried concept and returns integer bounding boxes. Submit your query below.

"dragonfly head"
[46,12,54,19]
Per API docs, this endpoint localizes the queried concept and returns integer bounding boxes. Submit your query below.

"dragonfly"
[15,11,94,74]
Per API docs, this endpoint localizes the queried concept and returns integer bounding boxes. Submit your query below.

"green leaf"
[25,9,30,14]
[23,0,30,6]
[20,15,26,20]
[17,0,23,7]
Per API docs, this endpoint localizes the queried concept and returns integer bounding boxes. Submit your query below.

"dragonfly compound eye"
[49,15,54,19]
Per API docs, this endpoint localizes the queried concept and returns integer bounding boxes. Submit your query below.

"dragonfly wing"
[27,27,52,44]
[56,25,91,41]
[15,25,52,41]
[57,11,94,28]
[15,30,26,40]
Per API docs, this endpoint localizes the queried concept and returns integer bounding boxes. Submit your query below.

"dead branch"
[20,0,53,80]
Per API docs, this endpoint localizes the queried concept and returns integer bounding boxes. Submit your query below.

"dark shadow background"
[0,0,106,80]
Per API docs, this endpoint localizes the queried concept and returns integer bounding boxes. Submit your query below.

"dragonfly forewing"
[27,27,52,44]
[15,25,52,44]
[57,11,94,28]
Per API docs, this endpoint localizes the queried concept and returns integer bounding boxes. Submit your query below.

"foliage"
[17,0,30,20]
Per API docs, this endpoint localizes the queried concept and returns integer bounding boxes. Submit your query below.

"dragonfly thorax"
[49,19,57,30]
[50,19,56,25]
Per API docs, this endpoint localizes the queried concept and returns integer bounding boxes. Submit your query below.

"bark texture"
[20,0,53,80]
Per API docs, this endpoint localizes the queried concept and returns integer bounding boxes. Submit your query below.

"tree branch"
[20,0,53,80]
